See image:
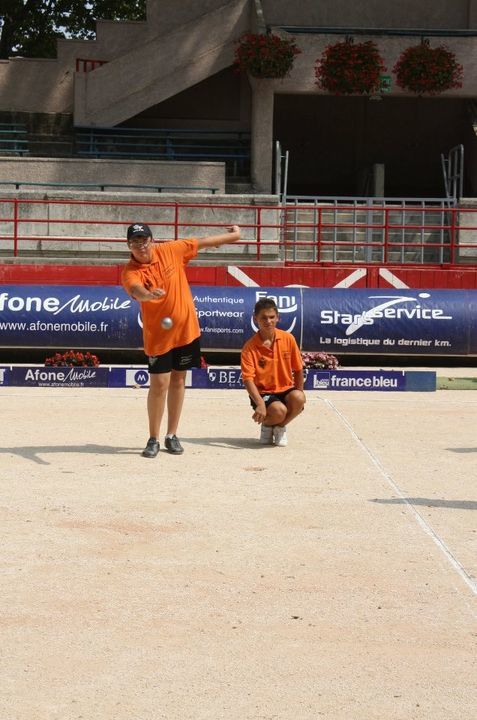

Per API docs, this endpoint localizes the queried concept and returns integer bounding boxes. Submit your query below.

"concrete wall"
[0,191,280,261]
[261,0,474,29]
[73,0,250,126]
[131,68,251,132]
[0,157,226,193]
[2,1,477,120]
[147,0,233,34]
[0,58,75,114]
[0,23,140,115]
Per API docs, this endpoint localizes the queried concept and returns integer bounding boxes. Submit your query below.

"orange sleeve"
[121,266,142,295]
[290,335,304,371]
[240,340,256,382]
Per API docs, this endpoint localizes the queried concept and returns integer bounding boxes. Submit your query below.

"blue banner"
[0,365,436,391]
[0,285,475,356]
[9,366,109,387]
[306,369,406,391]
[0,285,142,349]
[302,288,476,356]
[192,287,301,350]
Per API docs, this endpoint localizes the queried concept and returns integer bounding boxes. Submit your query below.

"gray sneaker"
[165,435,184,454]
[142,437,160,458]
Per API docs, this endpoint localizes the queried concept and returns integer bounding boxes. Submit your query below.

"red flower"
[315,39,386,95]
[301,352,339,369]
[234,33,301,79]
[393,42,463,95]
[44,351,101,367]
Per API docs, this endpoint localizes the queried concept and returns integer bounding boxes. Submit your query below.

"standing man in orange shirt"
[121,222,241,458]
[241,297,306,447]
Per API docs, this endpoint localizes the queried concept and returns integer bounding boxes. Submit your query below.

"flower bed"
[44,350,100,367]
[301,351,339,370]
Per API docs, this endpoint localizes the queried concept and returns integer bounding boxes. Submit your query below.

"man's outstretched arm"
[196,225,241,250]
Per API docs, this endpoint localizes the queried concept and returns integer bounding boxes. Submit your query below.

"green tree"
[0,1,146,59]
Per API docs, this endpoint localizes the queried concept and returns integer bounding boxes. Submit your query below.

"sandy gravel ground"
[0,383,476,720]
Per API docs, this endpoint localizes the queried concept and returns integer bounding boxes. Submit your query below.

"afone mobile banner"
[0,286,142,349]
[0,286,475,355]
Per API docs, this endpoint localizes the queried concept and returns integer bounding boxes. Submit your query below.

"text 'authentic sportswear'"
[121,239,200,356]
[241,328,303,394]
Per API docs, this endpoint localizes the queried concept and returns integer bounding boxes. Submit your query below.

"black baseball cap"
[127,223,152,240]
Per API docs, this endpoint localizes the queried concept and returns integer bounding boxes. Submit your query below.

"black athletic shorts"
[250,387,295,410]
[148,337,202,374]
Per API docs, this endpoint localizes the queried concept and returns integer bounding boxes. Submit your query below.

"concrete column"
[251,0,267,32]
[468,0,477,27]
[249,77,274,193]
[373,163,385,196]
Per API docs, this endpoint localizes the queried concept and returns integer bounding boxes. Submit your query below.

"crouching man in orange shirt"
[240,297,306,447]
[121,222,241,458]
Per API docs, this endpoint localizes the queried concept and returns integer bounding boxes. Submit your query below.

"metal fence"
[282,197,461,264]
[0,196,476,265]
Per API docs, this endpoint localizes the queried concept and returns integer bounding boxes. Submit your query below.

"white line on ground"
[324,397,477,602]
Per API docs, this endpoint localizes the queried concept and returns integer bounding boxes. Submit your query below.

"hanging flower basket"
[315,39,386,95]
[233,32,301,79]
[393,42,463,95]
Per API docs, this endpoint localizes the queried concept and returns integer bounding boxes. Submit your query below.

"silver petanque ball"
[161,316,173,330]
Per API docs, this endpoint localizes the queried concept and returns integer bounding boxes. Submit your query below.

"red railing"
[75,58,108,73]
[0,197,476,266]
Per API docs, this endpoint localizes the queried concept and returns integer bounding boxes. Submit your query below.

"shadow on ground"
[371,497,477,510]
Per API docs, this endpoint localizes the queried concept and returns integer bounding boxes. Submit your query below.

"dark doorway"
[274,95,472,197]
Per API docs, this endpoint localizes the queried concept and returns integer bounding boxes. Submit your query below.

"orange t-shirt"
[241,328,303,394]
[121,239,200,356]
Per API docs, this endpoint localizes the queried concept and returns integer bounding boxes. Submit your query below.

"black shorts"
[250,387,294,410]
[148,337,202,374]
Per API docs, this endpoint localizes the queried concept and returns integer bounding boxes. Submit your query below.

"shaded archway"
[274,95,474,197]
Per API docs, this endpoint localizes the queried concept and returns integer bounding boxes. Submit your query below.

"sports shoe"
[142,437,160,458]
[259,424,274,444]
[165,435,184,454]
[273,426,288,447]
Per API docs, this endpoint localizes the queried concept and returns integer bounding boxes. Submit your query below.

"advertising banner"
[0,366,436,391]
[9,366,110,387]
[0,285,142,349]
[192,286,301,350]
[0,285,475,356]
[306,369,406,391]
[303,288,476,356]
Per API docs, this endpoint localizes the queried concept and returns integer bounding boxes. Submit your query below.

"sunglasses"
[128,237,150,247]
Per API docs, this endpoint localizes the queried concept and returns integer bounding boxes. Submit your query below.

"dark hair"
[253,297,278,315]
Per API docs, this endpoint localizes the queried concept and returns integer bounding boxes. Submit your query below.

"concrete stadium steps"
[74,0,250,126]
[27,135,74,158]
[0,111,75,158]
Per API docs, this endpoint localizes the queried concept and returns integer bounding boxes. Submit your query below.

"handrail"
[441,145,464,201]
[0,181,220,194]
[0,122,29,156]
[75,58,108,72]
[274,26,477,37]
[0,197,475,266]
[75,126,251,137]
[74,127,251,174]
